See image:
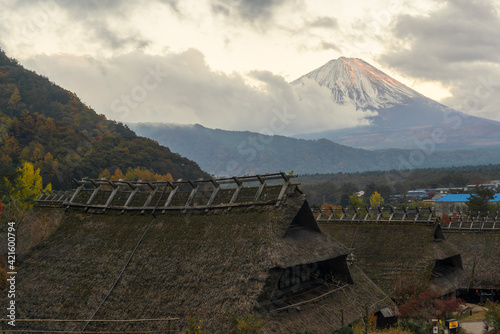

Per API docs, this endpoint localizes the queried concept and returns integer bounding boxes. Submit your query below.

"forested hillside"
[298,164,500,205]
[130,123,500,176]
[0,49,207,191]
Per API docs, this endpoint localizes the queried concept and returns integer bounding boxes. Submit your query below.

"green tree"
[7,87,21,109]
[467,186,494,215]
[340,194,350,207]
[348,193,365,210]
[489,201,500,214]
[364,182,391,203]
[0,161,17,198]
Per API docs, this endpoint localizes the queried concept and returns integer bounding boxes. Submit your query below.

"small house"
[434,193,500,216]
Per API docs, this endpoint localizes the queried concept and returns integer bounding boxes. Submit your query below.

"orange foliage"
[320,203,341,211]
[103,167,173,182]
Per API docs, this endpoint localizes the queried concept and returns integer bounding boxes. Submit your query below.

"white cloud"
[2,0,500,125]
[378,0,500,120]
[23,49,376,135]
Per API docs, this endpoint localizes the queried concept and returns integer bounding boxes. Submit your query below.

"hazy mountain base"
[296,103,500,150]
[130,123,500,176]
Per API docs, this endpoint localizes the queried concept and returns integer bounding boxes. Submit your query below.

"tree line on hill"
[299,164,500,206]
[0,48,207,216]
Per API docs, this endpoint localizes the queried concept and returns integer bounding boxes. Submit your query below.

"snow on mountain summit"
[292,57,421,109]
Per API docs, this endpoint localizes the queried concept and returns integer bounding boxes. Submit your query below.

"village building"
[17,173,395,333]
[434,193,500,216]
[315,206,500,303]
[405,189,430,201]
[316,208,465,298]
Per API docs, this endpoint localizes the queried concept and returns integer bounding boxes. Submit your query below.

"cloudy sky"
[1,0,499,135]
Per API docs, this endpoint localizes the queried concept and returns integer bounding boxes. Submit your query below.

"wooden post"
[364,304,369,334]
[253,176,266,202]
[388,206,394,222]
[162,185,179,213]
[228,177,243,210]
[328,208,336,222]
[183,181,199,213]
[275,180,290,207]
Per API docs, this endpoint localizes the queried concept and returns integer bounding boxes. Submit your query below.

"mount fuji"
[292,57,500,150]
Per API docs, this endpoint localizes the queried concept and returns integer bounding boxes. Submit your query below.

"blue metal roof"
[435,194,500,202]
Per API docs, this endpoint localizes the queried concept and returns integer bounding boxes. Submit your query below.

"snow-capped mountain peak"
[292,57,421,109]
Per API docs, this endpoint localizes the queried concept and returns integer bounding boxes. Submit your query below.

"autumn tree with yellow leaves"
[1,162,51,221]
[369,191,384,208]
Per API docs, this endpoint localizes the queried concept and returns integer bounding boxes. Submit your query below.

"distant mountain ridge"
[292,57,500,150]
[129,122,500,176]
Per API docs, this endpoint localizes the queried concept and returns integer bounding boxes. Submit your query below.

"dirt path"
[461,321,489,334]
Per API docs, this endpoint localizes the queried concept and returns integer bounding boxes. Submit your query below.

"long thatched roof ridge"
[319,222,465,295]
[36,173,299,212]
[17,177,394,333]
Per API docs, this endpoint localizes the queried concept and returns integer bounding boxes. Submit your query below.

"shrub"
[485,301,500,334]
[398,320,427,334]
[332,325,354,334]
[233,314,264,334]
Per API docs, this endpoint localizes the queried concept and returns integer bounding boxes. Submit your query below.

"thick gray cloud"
[320,42,341,52]
[50,0,178,15]
[378,0,500,117]
[11,0,133,17]
[23,49,374,135]
[210,0,287,23]
[90,21,151,51]
[5,0,171,53]
[381,0,500,79]
[309,16,338,29]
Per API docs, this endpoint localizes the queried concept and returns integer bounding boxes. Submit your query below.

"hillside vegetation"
[130,123,500,176]
[0,49,207,192]
[298,164,500,205]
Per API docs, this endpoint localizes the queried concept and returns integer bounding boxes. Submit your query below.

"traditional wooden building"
[444,232,500,302]
[317,209,465,297]
[316,206,500,303]
[15,173,394,333]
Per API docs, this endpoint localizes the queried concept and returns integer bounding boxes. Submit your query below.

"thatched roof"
[265,265,394,333]
[319,222,465,296]
[444,232,500,289]
[14,180,394,333]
